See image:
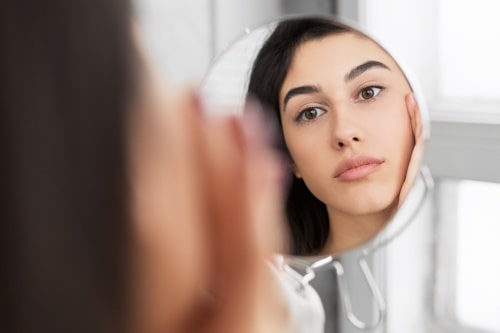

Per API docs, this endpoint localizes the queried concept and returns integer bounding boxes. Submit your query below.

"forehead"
[282,32,403,88]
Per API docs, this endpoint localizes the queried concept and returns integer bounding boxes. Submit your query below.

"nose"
[336,135,359,149]
[331,108,362,150]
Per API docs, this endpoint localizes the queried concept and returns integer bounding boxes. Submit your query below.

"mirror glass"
[200,15,430,258]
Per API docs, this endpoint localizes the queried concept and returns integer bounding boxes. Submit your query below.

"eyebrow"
[282,60,391,109]
[344,60,390,82]
[283,85,320,109]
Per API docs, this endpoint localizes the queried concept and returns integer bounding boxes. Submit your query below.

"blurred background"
[133,1,500,332]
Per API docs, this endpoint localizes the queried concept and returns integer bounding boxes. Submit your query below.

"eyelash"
[293,85,385,123]
[295,106,326,123]
[356,85,384,102]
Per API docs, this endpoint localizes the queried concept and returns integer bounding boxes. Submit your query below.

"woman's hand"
[399,92,424,206]
[185,96,289,333]
[131,86,288,333]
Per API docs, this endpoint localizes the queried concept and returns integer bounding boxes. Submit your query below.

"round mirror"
[201,15,434,332]
[201,15,431,259]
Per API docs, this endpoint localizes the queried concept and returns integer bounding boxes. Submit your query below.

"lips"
[334,155,384,181]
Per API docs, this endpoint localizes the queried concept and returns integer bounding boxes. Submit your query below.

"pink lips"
[334,155,384,181]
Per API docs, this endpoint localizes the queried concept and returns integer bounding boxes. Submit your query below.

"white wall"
[133,0,282,84]
[133,0,212,84]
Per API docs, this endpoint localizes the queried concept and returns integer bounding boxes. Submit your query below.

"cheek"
[283,126,335,206]
[283,125,328,180]
[368,97,413,160]
[383,101,414,171]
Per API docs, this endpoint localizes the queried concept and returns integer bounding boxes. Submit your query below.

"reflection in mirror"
[248,18,423,256]
[201,16,429,257]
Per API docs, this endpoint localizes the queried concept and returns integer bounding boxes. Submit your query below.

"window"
[434,179,500,332]
[438,0,500,101]
[455,180,500,332]
[346,1,500,332]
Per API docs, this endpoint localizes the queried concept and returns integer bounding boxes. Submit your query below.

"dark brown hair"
[0,0,136,332]
[247,17,348,255]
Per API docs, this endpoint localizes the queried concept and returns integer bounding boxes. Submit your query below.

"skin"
[129,27,289,333]
[279,32,416,254]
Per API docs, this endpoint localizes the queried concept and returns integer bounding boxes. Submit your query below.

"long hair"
[0,0,136,332]
[247,18,347,255]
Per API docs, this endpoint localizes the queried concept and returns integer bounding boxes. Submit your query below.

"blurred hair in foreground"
[0,0,135,331]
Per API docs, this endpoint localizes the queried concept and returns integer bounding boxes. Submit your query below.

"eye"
[357,86,383,101]
[296,106,326,122]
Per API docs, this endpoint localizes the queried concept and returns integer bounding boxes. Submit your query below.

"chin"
[338,192,399,218]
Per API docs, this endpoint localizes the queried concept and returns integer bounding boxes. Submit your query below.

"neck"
[321,201,398,254]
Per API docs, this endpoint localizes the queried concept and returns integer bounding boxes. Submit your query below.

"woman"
[1,1,286,332]
[248,18,423,256]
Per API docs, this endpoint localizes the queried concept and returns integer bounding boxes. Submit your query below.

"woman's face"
[279,32,414,220]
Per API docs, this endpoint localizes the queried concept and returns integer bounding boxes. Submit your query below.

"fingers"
[198,107,288,333]
[405,92,423,142]
[142,94,287,333]
[399,92,424,206]
[240,111,289,333]
[243,105,288,256]
[198,116,260,333]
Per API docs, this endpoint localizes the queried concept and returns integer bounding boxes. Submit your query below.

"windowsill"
[423,99,500,183]
[429,98,500,124]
